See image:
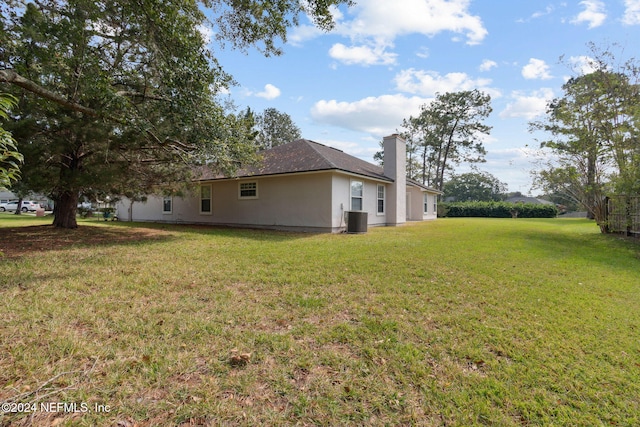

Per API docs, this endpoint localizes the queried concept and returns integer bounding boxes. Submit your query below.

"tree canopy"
[443,170,507,202]
[531,43,640,231]
[252,107,302,149]
[0,0,350,228]
[0,93,23,187]
[400,90,492,191]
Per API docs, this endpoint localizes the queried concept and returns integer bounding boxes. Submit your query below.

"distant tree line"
[442,170,508,202]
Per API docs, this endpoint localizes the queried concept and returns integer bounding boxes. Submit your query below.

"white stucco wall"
[330,173,390,229]
[383,135,407,225]
[117,172,335,231]
[424,192,438,220]
[114,170,437,232]
[116,195,199,223]
[210,173,333,229]
[406,187,421,221]
[406,186,439,221]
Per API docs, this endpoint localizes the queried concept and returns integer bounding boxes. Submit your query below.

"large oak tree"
[0,0,350,228]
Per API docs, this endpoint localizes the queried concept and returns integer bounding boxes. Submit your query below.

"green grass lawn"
[1,216,639,426]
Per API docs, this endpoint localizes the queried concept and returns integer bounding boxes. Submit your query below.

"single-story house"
[115,134,442,233]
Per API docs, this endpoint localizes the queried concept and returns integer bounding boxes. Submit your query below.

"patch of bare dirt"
[0,224,171,258]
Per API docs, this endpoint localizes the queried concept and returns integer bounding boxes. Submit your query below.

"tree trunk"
[13,197,23,215]
[421,146,427,185]
[438,119,459,193]
[586,149,597,220]
[53,192,79,228]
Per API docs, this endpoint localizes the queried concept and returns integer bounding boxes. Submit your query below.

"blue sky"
[210,1,640,194]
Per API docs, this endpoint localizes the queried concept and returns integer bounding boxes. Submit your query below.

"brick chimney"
[383,134,406,225]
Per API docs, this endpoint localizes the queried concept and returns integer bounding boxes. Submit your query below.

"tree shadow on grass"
[0,220,322,258]
[0,224,176,259]
[109,220,323,242]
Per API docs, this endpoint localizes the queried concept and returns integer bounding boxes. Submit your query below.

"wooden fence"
[607,195,640,236]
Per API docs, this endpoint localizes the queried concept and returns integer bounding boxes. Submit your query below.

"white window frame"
[200,184,212,214]
[433,195,437,214]
[377,184,385,215]
[423,193,429,214]
[162,196,172,214]
[350,180,363,211]
[239,181,258,199]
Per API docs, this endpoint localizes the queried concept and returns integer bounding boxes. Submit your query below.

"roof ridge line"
[304,139,344,153]
[304,139,340,169]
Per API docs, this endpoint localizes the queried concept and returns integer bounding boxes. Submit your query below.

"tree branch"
[0,69,100,117]
[1,70,195,157]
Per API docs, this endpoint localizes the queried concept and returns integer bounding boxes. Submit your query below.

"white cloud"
[255,84,281,100]
[416,47,430,59]
[338,0,487,45]
[291,0,488,65]
[394,68,495,96]
[198,24,213,45]
[499,88,554,120]
[522,58,553,80]
[289,6,344,45]
[531,5,556,19]
[289,25,323,46]
[329,42,398,66]
[516,5,559,23]
[319,139,380,158]
[479,59,497,72]
[310,66,502,138]
[311,94,428,135]
[622,0,640,25]
[571,0,607,28]
[483,148,538,193]
[568,55,599,75]
[216,85,230,96]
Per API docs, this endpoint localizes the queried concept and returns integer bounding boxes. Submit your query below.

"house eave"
[406,179,443,194]
[196,168,394,184]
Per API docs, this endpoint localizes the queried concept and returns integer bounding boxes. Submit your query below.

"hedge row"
[439,201,558,218]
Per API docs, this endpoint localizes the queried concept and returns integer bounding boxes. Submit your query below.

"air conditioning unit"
[346,211,368,233]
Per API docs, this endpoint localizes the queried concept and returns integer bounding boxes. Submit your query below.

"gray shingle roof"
[198,139,442,193]
[407,177,442,193]
[201,139,391,182]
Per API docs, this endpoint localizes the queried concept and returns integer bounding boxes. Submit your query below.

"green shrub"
[440,201,558,218]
